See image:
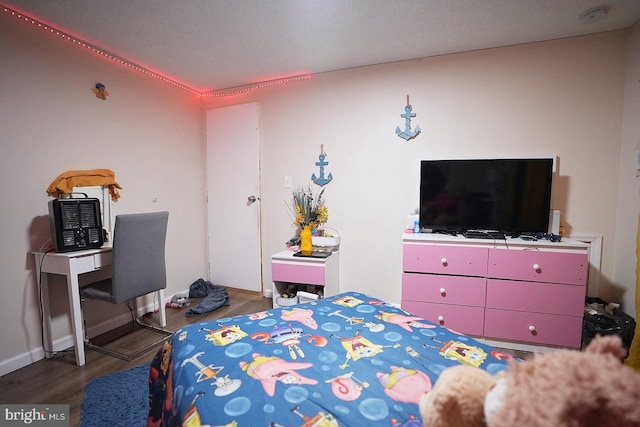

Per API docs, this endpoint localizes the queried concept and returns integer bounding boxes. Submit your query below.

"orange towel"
[47,168,122,201]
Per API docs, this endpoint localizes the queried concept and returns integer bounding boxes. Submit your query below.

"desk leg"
[66,259,86,366]
[36,255,54,359]
[158,289,167,327]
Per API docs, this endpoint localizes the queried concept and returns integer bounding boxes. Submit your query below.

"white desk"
[32,246,167,366]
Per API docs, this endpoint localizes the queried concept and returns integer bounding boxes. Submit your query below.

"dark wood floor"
[0,287,272,427]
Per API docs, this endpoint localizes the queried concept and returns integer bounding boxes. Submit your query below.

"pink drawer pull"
[437,315,444,323]
[532,263,540,271]
[439,287,446,295]
[528,325,537,335]
[441,258,448,265]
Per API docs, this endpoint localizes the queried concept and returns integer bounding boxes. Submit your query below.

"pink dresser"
[401,234,589,349]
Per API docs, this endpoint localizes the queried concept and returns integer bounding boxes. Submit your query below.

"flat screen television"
[419,158,553,236]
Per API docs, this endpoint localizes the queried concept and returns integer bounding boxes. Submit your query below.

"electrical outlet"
[285,176,292,188]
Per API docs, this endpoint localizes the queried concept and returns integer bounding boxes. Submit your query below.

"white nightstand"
[271,250,339,308]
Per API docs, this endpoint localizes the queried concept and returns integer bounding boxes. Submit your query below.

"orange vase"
[300,225,313,255]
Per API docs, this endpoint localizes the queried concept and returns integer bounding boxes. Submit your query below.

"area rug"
[80,363,150,427]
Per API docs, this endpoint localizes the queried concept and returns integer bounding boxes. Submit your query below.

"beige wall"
[204,29,632,313]
[0,11,207,373]
[1,6,637,375]
[614,22,640,318]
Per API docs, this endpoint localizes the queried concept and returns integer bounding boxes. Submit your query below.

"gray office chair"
[80,211,172,361]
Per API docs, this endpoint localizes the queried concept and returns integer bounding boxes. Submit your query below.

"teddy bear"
[419,364,494,427]
[419,335,640,427]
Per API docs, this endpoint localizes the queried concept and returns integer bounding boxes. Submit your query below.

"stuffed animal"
[419,335,640,427]
[168,293,189,308]
[419,365,494,427]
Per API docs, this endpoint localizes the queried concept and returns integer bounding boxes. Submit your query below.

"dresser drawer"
[401,300,485,336]
[272,262,325,285]
[402,273,486,307]
[486,279,585,316]
[484,309,582,348]
[488,249,587,285]
[403,244,488,277]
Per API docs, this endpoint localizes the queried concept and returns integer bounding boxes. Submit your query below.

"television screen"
[419,158,553,236]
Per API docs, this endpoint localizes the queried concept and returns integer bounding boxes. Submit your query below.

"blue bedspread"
[147,292,513,426]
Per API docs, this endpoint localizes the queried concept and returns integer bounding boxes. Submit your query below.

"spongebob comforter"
[147,292,512,426]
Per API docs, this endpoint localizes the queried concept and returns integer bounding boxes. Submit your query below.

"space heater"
[48,193,104,252]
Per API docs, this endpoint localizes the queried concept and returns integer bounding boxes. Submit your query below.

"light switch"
[284,176,292,188]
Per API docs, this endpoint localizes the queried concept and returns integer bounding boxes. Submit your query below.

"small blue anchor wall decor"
[395,95,421,141]
[311,144,333,186]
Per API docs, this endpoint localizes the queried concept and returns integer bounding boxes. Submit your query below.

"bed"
[147,291,514,426]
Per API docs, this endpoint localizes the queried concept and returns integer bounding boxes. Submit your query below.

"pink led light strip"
[2,4,200,95]
[2,4,311,97]
[202,74,313,97]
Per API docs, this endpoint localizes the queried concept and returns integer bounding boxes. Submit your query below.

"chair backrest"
[110,211,169,304]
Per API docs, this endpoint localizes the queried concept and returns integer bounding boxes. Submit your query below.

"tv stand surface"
[463,230,506,240]
[433,229,462,237]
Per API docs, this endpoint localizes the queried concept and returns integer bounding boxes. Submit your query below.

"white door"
[206,103,261,292]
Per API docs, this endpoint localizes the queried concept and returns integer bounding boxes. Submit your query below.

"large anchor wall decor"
[395,95,421,141]
[311,144,333,186]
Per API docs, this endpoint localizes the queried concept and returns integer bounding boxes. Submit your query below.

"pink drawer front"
[488,249,587,285]
[486,279,585,316]
[401,300,485,336]
[484,309,582,348]
[403,244,488,277]
[272,262,325,285]
[402,273,486,307]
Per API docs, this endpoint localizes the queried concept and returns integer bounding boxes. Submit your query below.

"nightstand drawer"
[272,262,325,285]
[402,273,486,307]
[403,244,488,276]
[484,309,582,348]
[401,300,485,336]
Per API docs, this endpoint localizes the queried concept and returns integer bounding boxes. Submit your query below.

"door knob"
[247,195,259,205]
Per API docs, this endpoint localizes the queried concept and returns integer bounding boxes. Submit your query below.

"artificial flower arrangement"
[291,185,329,229]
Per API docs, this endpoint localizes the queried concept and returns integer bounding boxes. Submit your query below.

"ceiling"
[3,1,640,94]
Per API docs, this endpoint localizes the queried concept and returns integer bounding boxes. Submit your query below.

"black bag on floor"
[582,297,636,355]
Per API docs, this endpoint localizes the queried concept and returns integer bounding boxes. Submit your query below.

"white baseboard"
[0,348,47,378]
[0,299,168,377]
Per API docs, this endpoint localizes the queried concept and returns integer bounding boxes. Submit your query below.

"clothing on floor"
[186,278,230,317]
